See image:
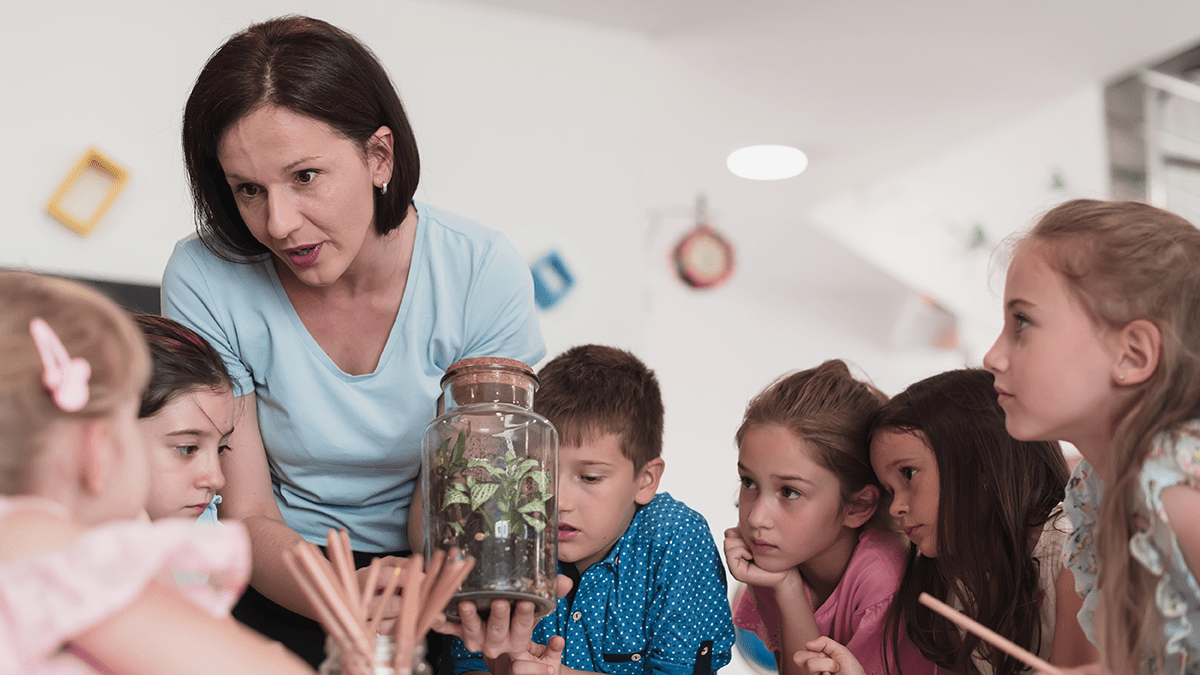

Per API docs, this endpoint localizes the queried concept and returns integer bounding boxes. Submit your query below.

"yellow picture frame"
[46,148,129,236]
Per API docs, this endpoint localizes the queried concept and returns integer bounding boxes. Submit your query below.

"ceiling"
[455,0,1200,209]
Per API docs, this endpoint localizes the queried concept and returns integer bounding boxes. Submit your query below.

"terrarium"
[421,357,558,620]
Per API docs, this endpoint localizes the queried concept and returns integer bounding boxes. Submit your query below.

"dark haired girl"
[135,313,233,523]
[869,369,1094,675]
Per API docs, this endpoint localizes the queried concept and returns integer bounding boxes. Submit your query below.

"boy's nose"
[556,477,574,513]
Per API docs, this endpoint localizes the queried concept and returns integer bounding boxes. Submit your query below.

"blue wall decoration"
[530,249,576,310]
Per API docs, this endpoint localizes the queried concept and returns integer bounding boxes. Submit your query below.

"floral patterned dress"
[1063,421,1200,675]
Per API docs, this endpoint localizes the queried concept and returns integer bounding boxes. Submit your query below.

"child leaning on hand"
[451,344,735,675]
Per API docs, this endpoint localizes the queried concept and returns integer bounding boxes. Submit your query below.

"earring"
[380,182,389,196]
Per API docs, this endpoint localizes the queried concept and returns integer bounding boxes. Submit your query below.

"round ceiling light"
[726,144,808,181]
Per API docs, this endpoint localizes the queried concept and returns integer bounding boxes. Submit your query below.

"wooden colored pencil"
[281,529,483,672]
[394,556,425,674]
[917,592,1064,675]
[416,555,476,637]
[360,557,384,622]
[296,542,372,657]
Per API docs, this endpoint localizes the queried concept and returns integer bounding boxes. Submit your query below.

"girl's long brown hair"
[1022,199,1200,675]
[872,369,1068,675]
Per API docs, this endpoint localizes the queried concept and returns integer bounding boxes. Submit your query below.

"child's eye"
[739,476,756,490]
[1013,313,1031,332]
[781,487,802,500]
[218,444,231,456]
[175,445,199,457]
[296,169,319,183]
[580,474,603,484]
[900,467,916,481]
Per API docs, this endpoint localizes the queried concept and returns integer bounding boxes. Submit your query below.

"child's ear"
[842,484,880,529]
[1113,319,1161,386]
[634,457,665,506]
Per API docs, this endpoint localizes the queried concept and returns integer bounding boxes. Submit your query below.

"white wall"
[0,0,649,351]
[805,85,1111,363]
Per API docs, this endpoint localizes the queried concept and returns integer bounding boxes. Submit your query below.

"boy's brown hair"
[534,344,663,471]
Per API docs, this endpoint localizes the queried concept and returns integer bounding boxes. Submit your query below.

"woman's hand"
[358,557,406,634]
[432,575,573,659]
[434,599,543,659]
[724,527,799,589]
[793,637,864,675]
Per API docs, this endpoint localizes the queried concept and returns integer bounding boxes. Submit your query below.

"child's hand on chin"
[794,637,865,675]
[723,527,798,589]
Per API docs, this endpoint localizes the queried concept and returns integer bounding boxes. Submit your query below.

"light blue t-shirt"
[162,202,545,553]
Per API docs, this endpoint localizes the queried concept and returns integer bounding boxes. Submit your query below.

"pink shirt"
[0,496,251,674]
[733,528,935,675]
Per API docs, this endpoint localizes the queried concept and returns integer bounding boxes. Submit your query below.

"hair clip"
[29,318,92,412]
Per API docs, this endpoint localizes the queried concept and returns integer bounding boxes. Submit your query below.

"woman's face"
[217,106,393,287]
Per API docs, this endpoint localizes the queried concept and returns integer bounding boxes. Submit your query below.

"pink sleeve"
[0,518,250,672]
[734,584,782,653]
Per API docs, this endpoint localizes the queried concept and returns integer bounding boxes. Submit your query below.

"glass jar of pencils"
[421,357,558,621]
[319,634,429,675]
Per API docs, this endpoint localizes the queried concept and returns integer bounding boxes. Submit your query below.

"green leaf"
[470,482,500,511]
[513,458,538,477]
[517,500,544,515]
[467,459,507,478]
[450,429,468,468]
[528,470,550,494]
[443,490,470,507]
[522,514,546,532]
[449,522,464,535]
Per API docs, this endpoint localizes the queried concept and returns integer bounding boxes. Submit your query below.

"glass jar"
[422,357,558,620]
[319,634,429,675]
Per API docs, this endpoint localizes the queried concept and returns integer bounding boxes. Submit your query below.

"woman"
[164,16,546,668]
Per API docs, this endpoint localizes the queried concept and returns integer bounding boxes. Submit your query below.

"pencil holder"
[421,357,558,621]
[319,634,429,675]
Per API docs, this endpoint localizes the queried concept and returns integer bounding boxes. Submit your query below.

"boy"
[452,344,735,675]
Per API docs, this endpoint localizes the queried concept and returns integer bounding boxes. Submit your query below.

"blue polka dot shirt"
[452,492,735,675]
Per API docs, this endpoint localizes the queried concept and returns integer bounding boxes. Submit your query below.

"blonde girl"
[984,199,1200,675]
[0,271,313,675]
[724,360,935,675]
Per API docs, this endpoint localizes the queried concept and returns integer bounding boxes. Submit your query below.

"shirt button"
[572,611,582,621]
[632,654,642,662]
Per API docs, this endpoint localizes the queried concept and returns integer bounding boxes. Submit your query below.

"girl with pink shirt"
[724,360,935,675]
[0,271,314,675]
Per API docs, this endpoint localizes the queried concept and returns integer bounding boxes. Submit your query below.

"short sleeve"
[161,238,256,397]
[733,585,780,653]
[644,508,735,675]
[0,518,250,671]
[458,231,546,367]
